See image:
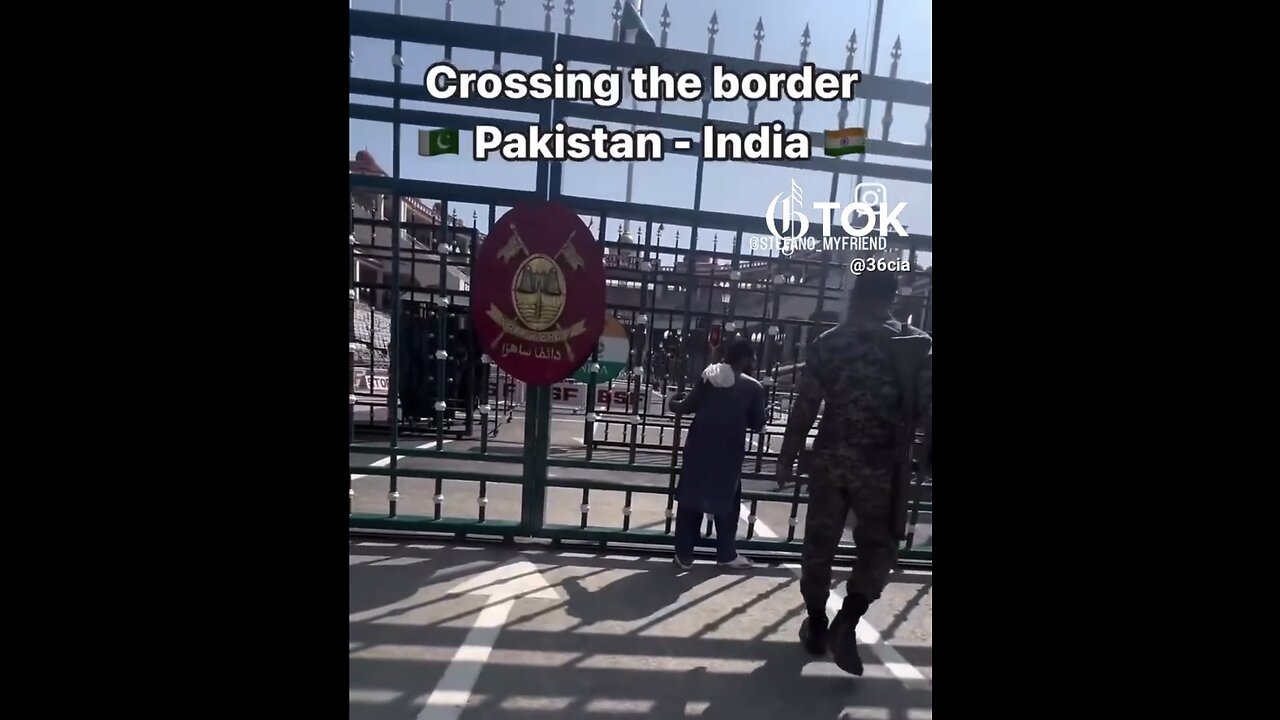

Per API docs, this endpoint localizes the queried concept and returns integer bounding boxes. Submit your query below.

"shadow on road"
[349,556,436,617]
[559,564,703,623]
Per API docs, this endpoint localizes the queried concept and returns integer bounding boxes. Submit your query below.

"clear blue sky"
[350,0,932,267]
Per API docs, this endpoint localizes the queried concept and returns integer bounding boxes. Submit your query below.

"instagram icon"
[853,182,888,207]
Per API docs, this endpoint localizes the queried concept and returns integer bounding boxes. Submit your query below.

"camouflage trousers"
[800,449,897,617]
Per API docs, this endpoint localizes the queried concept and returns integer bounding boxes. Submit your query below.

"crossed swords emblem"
[492,222,584,362]
[497,223,583,270]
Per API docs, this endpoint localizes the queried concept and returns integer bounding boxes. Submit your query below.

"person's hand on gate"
[775,455,796,489]
[668,381,704,416]
[667,391,687,415]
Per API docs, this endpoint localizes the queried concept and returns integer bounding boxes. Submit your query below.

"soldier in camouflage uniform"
[775,272,932,676]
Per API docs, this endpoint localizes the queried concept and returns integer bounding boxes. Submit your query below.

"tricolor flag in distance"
[419,128,459,157]
[824,128,866,157]
[620,1,656,48]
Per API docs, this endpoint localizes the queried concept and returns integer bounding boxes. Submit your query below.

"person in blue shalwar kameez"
[668,338,768,570]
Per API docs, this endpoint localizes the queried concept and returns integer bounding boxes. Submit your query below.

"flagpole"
[622,0,642,240]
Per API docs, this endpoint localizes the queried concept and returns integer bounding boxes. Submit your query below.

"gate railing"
[348,6,932,566]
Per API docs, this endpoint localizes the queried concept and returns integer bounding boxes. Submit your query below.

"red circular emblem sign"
[472,202,606,386]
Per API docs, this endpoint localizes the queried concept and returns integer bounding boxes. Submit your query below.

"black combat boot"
[798,612,828,656]
[828,594,870,676]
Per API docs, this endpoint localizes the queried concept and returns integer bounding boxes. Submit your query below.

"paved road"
[349,410,933,552]
[349,541,933,720]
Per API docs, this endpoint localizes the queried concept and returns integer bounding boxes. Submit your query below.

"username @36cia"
[849,257,911,276]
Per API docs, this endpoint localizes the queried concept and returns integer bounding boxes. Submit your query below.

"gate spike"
[564,0,575,36]
[543,0,554,32]
[839,29,857,132]
[659,4,671,48]
[491,0,505,71]
[837,30,855,131]
[795,25,810,130]
[445,0,453,21]
[881,36,903,142]
[746,17,765,122]
[707,11,719,55]
[612,0,623,42]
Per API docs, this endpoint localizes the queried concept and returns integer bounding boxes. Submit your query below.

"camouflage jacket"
[779,316,932,464]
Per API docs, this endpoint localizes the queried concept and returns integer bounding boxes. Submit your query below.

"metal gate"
[348,3,933,566]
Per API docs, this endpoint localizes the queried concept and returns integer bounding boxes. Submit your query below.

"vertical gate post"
[519,385,552,535]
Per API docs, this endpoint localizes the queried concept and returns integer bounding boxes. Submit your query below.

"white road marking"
[416,606,507,720]
[501,696,575,711]
[583,698,655,713]
[371,557,428,566]
[839,708,890,720]
[350,688,403,703]
[351,440,455,481]
[738,504,931,690]
[509,415,592,424]
[416,561,557,720]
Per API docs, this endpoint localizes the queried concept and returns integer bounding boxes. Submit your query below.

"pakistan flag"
[419,128,459,157]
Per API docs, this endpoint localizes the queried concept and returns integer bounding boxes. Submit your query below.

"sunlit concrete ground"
[350,540,932,720]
